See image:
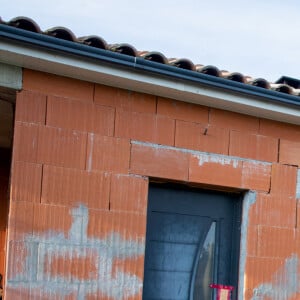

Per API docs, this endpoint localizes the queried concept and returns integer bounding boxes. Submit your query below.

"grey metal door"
[143,184,241,300]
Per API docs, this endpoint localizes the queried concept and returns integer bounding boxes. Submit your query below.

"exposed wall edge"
[239,191,256,300]
[0,62,22,90]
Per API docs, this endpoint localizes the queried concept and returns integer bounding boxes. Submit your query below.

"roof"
[1,16,300,98]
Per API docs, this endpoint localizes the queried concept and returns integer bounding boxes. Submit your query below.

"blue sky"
[1,0,300,81]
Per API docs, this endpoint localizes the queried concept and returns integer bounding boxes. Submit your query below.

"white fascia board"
[1,40,300,125]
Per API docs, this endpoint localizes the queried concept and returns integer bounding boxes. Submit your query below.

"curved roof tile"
[1,16,299,97]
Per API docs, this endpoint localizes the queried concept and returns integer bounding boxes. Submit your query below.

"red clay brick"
[23,69,94,102]
[115,110,175,146]
[87,209,147,240]
[297,200,300,229]
[175,121,229,154]
[6,241,33,281]
[257,226,296,258]
[242,161,271,192]
[157,97,208,123]
[32,203,72,237]
[15,90,46,124]
[95,84,156,113]
[210,108,259,132]
[44,249,98,281]
[229,131,278,162]
[37,126,87,169]
[189,153,243,188]
[245,257,286,290]
[270,163,297,197]
[7,201,34,241]
[42,165,110,210]
[260,118,300,141]
[110,174,148,214]
[12,122,39,163]
[10,161,42,203]
[47,95,115,135]
[249,193,296,228]
[5,286,30,300]
[86,134,130,173]
[130,143,189,181]
[246,225,258,257]
[113,255,145,282]
[279,139,300,166]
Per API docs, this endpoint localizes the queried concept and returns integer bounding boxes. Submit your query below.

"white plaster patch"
[251,254,298,300]
[8,204,145,299]
[195,153,239,168]
[296,169,300,198]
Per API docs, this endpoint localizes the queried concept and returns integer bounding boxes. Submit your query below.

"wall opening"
[0,87,15,299]
[143,183,242,300]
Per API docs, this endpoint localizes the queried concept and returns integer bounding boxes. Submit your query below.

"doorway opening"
[143,183,242,300]
[0,87,15,298]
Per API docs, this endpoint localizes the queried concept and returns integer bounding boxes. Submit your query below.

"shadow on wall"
[7,204,145,299]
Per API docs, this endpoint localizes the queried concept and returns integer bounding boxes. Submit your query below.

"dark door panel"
[143,184,241,300]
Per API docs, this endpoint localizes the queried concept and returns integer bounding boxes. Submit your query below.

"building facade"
[1,17,300,299]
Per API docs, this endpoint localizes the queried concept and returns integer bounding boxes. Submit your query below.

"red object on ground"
[209,284,234,300]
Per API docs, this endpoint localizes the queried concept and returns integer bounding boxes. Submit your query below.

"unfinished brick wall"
[5,69,300,299]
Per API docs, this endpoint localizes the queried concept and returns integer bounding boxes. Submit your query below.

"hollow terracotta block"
[257,226,296,258]
[12,122,39,163]
[260,118,300,141]
[246,225,258,257]
[32,203,72,237]
[297,200,300,229]
[279,139,300,166]
[175,121,229,154]
[115,110,175,146]
[95,84,156,113]
[15,90,46,124]
[41,165,110,210]
[47,95,115,135]
[130,143,189,181]
[87,209,147,240]
[86,134,130,173]
[44,250,98,281]
[210,108,259,132]
[229,131,278,162]
[6,241,34,281]
[242,161,271,192]
[245,256,286,291]
[5,286,30,300]
[7,201,34,241]
[10,161,42,203]
[270,163,297,197]
[37,126,87,169]
[157,97,209,123]
[23,69,94,102]
[249,193,296,228]
[113,255,145,282]
[110,174,148,214]
[189,153,243,188]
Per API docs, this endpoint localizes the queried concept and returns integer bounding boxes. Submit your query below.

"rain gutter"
[1,24,300,124]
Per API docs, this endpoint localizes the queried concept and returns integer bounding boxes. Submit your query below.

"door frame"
[143,182,251,300]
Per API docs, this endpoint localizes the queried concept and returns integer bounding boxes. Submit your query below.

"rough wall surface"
[5,69,300,299]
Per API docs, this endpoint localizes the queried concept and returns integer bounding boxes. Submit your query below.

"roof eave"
[1,24,300,125]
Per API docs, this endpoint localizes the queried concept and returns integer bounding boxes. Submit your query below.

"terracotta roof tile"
[1,16,300,97]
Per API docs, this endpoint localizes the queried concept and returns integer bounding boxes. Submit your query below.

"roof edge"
[1,24,300,124]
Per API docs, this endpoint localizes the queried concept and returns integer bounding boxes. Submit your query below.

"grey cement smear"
[7,204,145,299]
[251,254,299,300]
